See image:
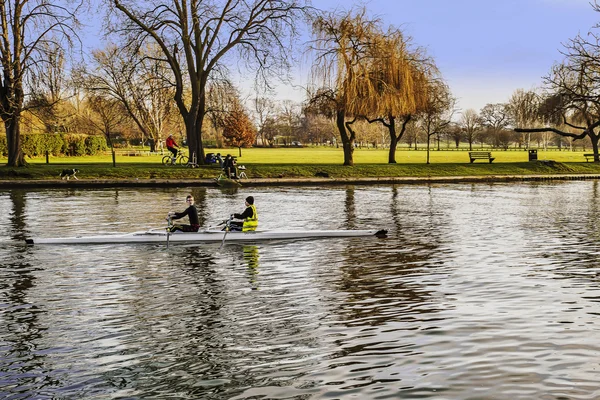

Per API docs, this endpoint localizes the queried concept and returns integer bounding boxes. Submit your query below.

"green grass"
[2,147,600,180]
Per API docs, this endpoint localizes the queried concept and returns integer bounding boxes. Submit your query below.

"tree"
[418,80,454,164]
[253,97,277,146]
[26,42,76,134]
[310,9,381,166]
[81,95,128,167]
[0,0,81,166]
[82,44,176,153]
[361,30,431,163]
[222,105,257,157]
[507,89,540,149]
[460,109,480,151]
[206,78,242,147]
[311,8,435,165]
[110,0,308,165]
[515,1,600,161]
[480,103,511,148]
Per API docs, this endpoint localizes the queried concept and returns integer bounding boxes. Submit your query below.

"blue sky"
[84,0,599,114]
[296,0,598,112]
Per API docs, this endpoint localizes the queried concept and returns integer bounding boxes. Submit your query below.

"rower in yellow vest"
[230,196,258,232]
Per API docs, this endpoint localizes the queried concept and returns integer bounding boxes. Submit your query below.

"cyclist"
[166,134,179,162]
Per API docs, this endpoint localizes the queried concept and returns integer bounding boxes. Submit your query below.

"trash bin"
[528,149,538,161]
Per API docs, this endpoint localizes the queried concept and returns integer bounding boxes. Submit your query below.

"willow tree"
[310,9,380,166]
[0,0,81,166]
[310,9,434,165]
[110,0,308,165]
[508,89,540,149]
[360,31,431,163]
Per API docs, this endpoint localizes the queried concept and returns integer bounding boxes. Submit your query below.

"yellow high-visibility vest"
[242,204,258,232]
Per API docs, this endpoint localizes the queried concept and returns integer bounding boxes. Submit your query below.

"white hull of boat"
[26,228,387,245]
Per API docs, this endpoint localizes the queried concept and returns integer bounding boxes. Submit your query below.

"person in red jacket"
[165,134,179,161]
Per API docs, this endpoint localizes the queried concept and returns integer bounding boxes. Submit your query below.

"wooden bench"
[469,151,495,163]
[584,153,596,162]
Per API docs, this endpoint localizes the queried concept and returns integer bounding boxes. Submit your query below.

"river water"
[1,182,599,399]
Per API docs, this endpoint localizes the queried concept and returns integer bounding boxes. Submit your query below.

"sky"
[268,0,600,114]
[82,0,600,115]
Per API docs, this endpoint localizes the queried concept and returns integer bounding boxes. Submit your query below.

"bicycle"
[162,150,189,166]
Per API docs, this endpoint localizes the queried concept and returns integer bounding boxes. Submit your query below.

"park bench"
[468,151,495,163]
[584,153,596,162]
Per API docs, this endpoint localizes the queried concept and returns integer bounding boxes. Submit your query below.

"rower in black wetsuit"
[168,195,200,232]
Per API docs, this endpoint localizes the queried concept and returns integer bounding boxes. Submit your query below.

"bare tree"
[515,1,600,161]
[253,97,277,146]
[81,94,128,166]
[480,103,511,148]
[109,0,308,165]
[0,0,82,166]
[206,78,241,147]
[279,100,301,145]
[460,109,480,151]
[417,80,455,164]
[82,44,176,153]
[26,42,74,133]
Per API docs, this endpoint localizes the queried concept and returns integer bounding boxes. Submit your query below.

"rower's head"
[186,195,194,204]
[245,196,254,205]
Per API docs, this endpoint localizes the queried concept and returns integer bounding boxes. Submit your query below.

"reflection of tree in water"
[344,186,356,229]
[9,190,27,241]
[530,180,600,282]
[1,191,56,395]
[189,188,209,227]
[333,185,451,327]
[120,247,251,397]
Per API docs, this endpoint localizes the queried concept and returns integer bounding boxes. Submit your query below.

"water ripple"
[1,184,600,399]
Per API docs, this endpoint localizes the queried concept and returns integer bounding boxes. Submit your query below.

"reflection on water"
[1,182,600,399]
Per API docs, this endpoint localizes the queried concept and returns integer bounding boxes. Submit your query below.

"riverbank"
[3,173,600,188]
[3,151,600,187]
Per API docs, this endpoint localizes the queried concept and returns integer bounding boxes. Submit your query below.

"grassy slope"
[2,147,600,180]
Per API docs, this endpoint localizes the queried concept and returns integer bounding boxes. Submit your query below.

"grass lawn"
[1,147,600,180]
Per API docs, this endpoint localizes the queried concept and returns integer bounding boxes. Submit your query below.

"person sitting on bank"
[222,154,238,179]
[229,196,258,232]
[165,134,179,161]
[167,195,200,232]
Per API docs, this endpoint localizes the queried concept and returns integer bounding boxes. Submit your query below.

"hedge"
[0,133,108,157]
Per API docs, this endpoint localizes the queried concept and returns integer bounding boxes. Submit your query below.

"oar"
[166,216,172,248]
[219,215,233,249]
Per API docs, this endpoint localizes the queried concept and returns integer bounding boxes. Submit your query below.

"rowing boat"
[25,228,388,245]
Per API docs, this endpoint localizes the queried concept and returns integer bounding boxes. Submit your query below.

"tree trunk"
[5,116,25,167]
[336,109,354,166]
[385,115,411,164]
[591,133,599,162]
[426,133,431,164]
[388,133,398,164]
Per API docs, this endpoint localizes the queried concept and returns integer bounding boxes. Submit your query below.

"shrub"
[85,135,108,155]
[0,135,6,156]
